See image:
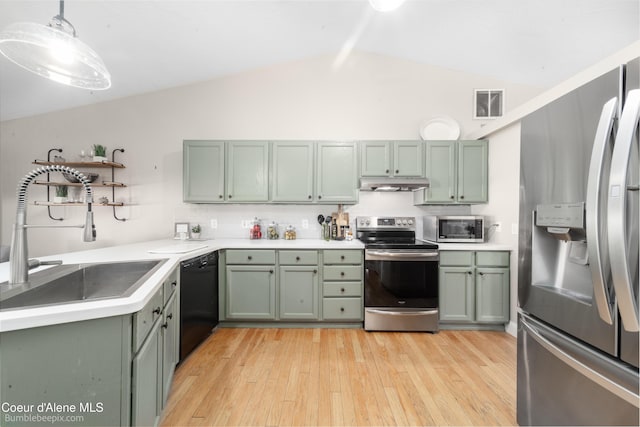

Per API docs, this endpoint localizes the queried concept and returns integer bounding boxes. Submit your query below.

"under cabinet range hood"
[359,177,430,191]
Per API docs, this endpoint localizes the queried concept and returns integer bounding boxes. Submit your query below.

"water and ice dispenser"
[531,203,594,303]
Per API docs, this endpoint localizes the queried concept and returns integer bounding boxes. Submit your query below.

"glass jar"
[267,222,279,240]
[284,225,297,240]
[250,217,262,240]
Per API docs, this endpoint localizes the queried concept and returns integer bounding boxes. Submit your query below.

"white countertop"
[0,238,364,332]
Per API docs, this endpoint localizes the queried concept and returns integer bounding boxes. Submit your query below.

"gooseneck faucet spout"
[9,165,96,285]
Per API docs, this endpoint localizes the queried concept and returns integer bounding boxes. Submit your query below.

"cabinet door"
[424,141,456,203]
[360,141,391,176]
[316,142,358,203]
[279,266,319,320]
[475,267,509,323]
[183,140,225,202]
[458,140,488,203]
[161,292,178,407]
[226,141,269,202]
[226,265,276,319]
[439,267,475,322]
[132,319,161,427]
[393,141,424,177]
[272,142,314,202]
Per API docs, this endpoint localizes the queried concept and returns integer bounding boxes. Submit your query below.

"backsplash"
[174,192,471,240]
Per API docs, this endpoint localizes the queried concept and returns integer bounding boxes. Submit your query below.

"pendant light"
[0,0,111,90]
[368,0,407,12]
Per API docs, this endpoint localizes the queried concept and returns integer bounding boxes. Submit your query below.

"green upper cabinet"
[418,139,488,204]
[271,141,314,202]
[360,141,391,176]
[458,140,489,203]
[360,141,423,177]
[316,142,358,203]
[183,140,225,203]
[226,141,270,202]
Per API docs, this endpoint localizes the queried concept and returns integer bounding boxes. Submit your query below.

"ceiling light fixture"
[0,0,111,90]
[368,0,407,12]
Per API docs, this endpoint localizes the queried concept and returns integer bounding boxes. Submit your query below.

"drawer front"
[226,249,276,265]
[323,250,363,265]
[323,281,363,297]
[439,251,474,266]
[163,268,179,305]
[476,251,510,267]
[279,250,318,265]
[323,297,363,320]
[323,265,362,281]
[133,288,163,351]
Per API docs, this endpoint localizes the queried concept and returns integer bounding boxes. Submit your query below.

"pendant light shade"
[0,1,111,90]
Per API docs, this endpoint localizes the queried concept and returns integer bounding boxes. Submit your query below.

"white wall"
[0,51,541,256]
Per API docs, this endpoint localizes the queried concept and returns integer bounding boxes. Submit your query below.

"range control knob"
[365,219,370,226]
[402,219,408,225]
[407,219,414,225]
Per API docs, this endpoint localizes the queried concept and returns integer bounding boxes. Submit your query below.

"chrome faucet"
[9,166,96,284]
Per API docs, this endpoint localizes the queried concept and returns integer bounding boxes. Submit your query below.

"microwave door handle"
[608,89,640,332]
[586,97,617,325]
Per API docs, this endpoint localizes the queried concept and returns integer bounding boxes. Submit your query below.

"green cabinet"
[132,318,162,427]
[161,291,179,405]
[226,141,270,202]
[439,250,509,326]
[271,141,314,202]
[416,139,488,204]
[226,249,277,319]
[279,265,319,320]
[322,250,364,321]
[360,141,424,177]
[183,140,225,202]
[316,142,358,203]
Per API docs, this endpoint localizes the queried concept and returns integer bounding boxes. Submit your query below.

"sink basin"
[0,259,167,311]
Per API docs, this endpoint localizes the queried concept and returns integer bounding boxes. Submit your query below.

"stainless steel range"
[356,216,439,332]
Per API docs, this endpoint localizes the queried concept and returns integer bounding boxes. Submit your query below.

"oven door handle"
[366,308,439,316]
[365,250,439,261]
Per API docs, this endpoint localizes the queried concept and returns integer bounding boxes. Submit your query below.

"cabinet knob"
[167,313,173,320]
[153,307,162,315]
[313,269,318,274]
[219,195,223,199]
[450,195,455,200]
[308,195,312,199]
[395,169,399,174]
[467,271,473,275]
[296,256,300,261]
[340,287,345,293]
[162,322,168,329]
[171,281,177,287]
[340,271,345,276]
[269,269,274,274]
[479,272,484,276]
[460,195,464,200]
[385,169,389,173]
[340,255,345,260]
[248,255,252,260]
[318,195,322,199]
[229,194,232,199]
[340,307,345,312]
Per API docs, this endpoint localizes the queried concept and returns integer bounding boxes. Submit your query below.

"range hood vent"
[359,177,430,192]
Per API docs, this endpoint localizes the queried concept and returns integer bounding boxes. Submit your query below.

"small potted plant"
[54,185,68,203]
[92,144,107,162]
[191,224,201,240]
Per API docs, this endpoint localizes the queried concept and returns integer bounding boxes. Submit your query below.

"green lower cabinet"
[226,265,276,319]
[132,319,162,427]
[279,266,319,320]
[438,267,475,322]
[161,292,179,406]
[475,267,510,322]
[439,250,510,326]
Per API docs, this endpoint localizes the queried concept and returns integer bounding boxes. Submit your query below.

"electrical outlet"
[494,222,502,232]
[210,219,218,229]
[301,219,309,229]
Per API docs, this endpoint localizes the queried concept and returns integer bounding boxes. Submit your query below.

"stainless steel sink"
[0,259,167,311]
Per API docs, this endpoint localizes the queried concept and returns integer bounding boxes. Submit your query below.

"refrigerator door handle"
[608,89,640,332]
[586,97,618,325]
[521,314,640,408]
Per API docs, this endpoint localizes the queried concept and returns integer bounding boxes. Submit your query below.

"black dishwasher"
[180,251,218,362]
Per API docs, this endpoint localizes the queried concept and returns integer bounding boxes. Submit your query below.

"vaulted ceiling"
[0,0,638,121]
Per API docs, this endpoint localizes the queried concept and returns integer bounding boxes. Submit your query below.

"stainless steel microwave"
[423,215,484,243]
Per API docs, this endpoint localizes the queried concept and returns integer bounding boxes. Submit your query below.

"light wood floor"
[161,328,517,426]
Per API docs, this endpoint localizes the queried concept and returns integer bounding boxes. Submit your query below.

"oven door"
[364,249,439,331]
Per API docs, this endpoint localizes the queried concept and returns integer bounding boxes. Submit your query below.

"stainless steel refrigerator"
[518,58,640,425]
